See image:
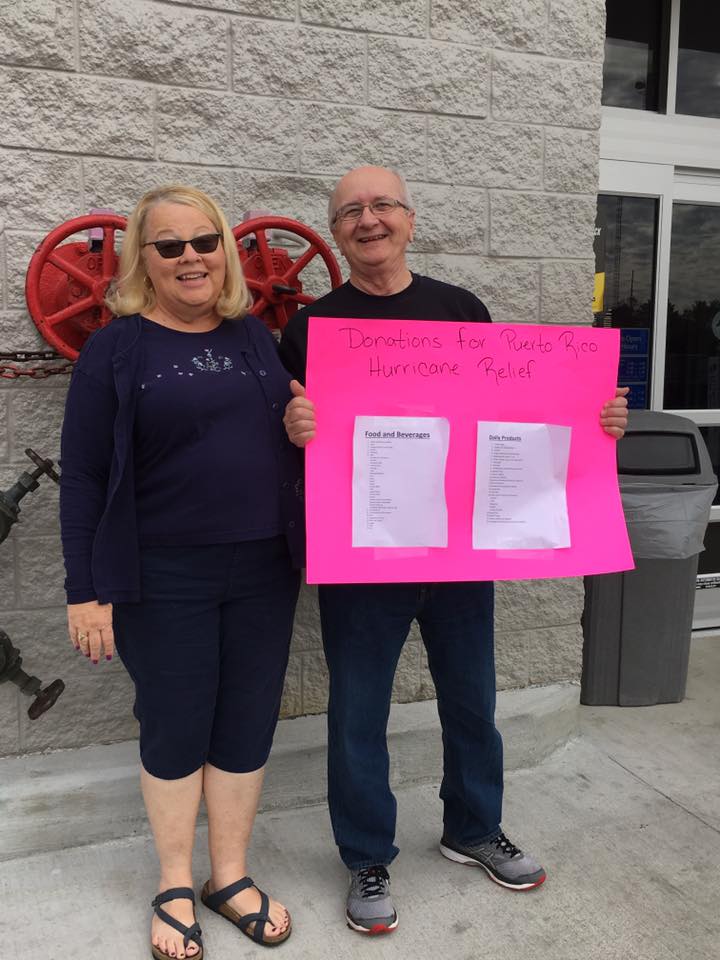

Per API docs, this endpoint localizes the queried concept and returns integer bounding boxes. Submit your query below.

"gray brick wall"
[0,0,604,756]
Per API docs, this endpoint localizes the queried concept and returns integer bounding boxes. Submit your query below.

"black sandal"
[201,877,292,947]
[151,887,204,960]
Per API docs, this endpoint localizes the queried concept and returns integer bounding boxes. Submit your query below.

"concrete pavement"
[1,634,719,960]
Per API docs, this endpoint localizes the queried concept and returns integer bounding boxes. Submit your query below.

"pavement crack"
[607,755,720,836]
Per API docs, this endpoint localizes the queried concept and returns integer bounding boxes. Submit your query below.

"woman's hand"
[67,601,114,664]
[283,380,317,447]
[600,386,630,439]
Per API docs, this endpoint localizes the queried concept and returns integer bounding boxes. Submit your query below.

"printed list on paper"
[473,422,572,550]
[352,415,450,548]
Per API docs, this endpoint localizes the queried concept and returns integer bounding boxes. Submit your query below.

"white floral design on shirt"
[191,349,234,373]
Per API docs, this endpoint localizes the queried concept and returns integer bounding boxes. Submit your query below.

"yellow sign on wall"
[592,271,605,313]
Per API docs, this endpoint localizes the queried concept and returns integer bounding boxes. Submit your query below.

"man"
[280,166,628,935]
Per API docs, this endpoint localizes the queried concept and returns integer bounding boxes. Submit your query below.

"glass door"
[594,192,659,409]
[663,176,720,628]
[598,163,720,630]
[596,161,673,410]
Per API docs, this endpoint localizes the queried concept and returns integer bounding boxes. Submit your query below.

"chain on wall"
[0,351,75,380]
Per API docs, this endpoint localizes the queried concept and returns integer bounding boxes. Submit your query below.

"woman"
[60,185,304,958]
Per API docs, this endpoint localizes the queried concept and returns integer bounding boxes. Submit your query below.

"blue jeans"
[319,581,503,869]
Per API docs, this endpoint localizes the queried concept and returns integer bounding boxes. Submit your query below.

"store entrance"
[597,163,720,629]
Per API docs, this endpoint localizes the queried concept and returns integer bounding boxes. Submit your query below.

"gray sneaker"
[440,831,546,890]
[346,865,398,935]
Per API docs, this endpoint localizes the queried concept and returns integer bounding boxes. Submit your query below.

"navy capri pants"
[113,537,300,780]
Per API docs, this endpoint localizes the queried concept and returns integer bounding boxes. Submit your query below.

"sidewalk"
[1,634,718,960]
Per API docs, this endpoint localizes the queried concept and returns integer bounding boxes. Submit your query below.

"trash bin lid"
[617,410,716,485]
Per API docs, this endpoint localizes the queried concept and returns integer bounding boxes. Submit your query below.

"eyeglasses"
[332,197,411,226]
[142,233,222,259]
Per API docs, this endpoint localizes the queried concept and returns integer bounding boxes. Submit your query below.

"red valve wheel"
[25,214,127,361]
[233,217,342,332]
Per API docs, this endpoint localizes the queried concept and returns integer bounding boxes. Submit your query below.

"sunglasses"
[142,232,222,259]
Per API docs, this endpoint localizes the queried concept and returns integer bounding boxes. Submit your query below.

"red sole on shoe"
[346,923,397,936]
[346,914,399,935]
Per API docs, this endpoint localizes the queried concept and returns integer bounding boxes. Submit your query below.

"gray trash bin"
[581,410,717,706]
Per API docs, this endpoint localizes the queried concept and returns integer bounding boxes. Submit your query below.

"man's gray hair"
[327,168,414,231]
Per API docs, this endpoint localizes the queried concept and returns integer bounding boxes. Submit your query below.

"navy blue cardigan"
[60,314,305,604]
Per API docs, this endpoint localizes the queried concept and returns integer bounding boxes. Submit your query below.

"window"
[602,0,666,110]
[676,1,720,118]
[594,195,658,409]
[602,1,720,119]
[664,202,720,409]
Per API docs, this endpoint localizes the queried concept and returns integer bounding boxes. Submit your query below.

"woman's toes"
[269,904,288,931]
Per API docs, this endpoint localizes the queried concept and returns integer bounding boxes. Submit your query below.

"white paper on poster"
[352,416,450,548]
[473,422,572,550]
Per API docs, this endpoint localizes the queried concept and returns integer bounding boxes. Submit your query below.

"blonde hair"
[106,184,252,319]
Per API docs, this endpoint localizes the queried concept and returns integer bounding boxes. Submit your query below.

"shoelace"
[493,832,521,858]
[357,866,390,898]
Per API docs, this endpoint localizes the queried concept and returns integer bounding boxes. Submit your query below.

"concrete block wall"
[0,0,604,755]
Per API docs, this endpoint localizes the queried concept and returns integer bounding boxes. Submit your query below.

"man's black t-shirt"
[279,273,492,383]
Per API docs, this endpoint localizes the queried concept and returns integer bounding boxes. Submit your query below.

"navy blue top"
[135,319,282,545]
[60,313,305,604]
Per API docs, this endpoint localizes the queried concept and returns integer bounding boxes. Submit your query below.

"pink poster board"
[305,318,633,584]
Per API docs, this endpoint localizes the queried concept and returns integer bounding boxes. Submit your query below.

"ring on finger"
[77,632,88,641]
